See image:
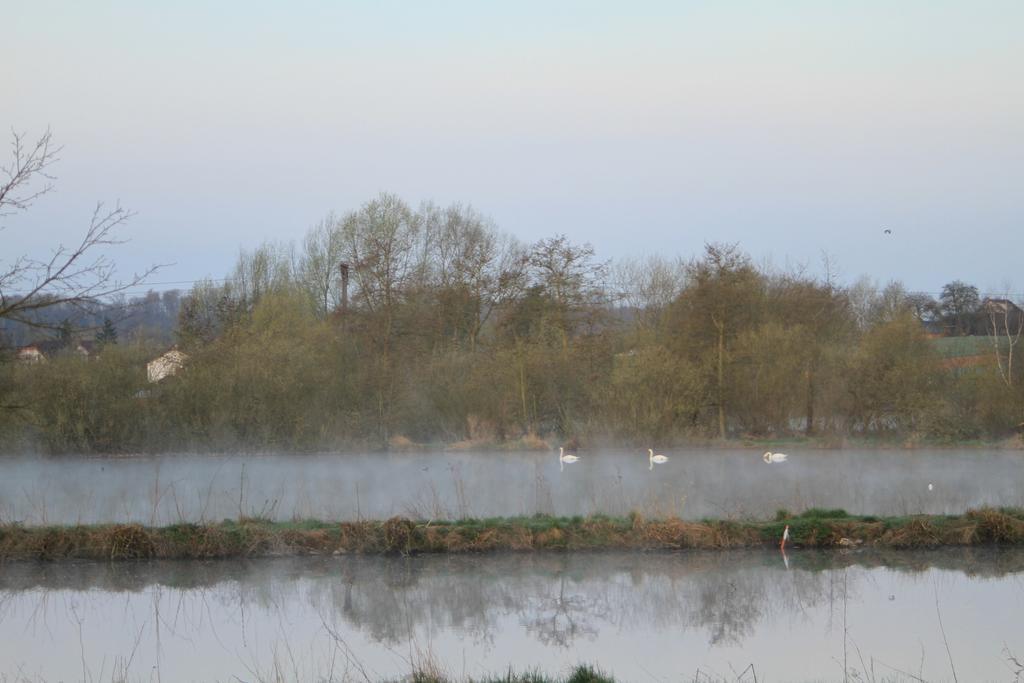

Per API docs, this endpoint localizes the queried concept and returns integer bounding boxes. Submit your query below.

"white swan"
[648,448,668,470]
[559,447,579,472]
[763,451,788,463]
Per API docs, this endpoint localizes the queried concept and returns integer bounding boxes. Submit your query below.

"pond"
[0,548,1021,681]
[0,448,1021,525]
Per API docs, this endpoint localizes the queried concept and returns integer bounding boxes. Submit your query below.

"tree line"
[2,192,1022,453]
[0,290,182,348]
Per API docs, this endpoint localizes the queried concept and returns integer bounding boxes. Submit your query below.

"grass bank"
[1,508,1023,561]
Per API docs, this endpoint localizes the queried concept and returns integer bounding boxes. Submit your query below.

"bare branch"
[0,129,161,334]
[0,128,62,223]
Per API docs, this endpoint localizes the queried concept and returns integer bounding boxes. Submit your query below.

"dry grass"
[965,507,1024,543]
[447,438,491,451]
[388,434,419,450]
[883,517,943,548]
[512,431,551,451]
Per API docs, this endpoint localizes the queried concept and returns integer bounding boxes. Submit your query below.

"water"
[0,449,1021,525]
[0,548,1021,681]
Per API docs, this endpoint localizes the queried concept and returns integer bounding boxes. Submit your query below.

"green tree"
[729,322,807,435]
[607,344,703,440]
[176,279,244,350]
[668,243,764,438]
[9,345,151,452]
[772,274,854,435]
[939,280,980,336]
[56,320,74,349]
[846,314,943,433]
[335,193,428,443]
[95,317,118,347]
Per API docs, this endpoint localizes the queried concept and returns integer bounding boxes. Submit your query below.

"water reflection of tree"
[318,556,524,647]
[1,548,1021,654]
[692,574,763,645]
[309,553,832,650]
[521,574,609,647]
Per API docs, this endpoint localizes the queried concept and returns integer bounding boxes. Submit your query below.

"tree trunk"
[517,341,530,432]
[804,364,815,436]
[715,316,726,440]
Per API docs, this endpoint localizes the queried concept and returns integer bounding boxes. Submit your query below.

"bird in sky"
[884,228,892,234]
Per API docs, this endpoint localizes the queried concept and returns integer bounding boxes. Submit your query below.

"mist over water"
[0,549,1021,681]
[1,449,1021,525]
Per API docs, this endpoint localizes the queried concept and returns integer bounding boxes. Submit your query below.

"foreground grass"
[388,662,979,683]
[1,508,1023,561]
[401,665,615,683]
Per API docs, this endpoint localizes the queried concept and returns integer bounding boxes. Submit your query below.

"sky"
[2,1,1022,299]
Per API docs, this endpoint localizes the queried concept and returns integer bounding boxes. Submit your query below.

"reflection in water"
[0,549,1022,681]
[1,448,1022,525]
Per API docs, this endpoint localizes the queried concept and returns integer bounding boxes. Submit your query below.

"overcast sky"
[3,1,1022,299]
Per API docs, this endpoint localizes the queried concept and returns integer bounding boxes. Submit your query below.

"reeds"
[401,664,615,683]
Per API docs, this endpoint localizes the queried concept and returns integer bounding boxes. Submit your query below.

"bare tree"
[526,235,609,352]
[983,297,1024,386]
[0,129,159,332]
[905,291,939,323]
[298,213,347,318]
[231,240,293,309]
[845,276,879,332]
[339,193,427,343]
[422,202,525,349]
[612,254,687,326]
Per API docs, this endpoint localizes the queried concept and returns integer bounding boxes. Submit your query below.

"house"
[982,298,1023,316]
[147,347,189,383]
[16,339,94,363]
[981,298,1024,335]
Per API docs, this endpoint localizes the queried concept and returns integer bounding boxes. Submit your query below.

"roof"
[149,345,188,362]
[18,338,97,358]
[981,298,1023,313]
[18,339,67,356]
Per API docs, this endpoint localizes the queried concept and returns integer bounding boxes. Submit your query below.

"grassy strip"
[1,508,1023,561]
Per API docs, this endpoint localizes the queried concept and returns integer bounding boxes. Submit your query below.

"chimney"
[339,262,350,313]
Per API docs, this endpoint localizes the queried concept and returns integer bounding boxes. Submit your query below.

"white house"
[147,347,189,383]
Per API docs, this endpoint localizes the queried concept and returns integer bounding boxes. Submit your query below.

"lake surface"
[0,449,1021,525]
[0,548,1021,682]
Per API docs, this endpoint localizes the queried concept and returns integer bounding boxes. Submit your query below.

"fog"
[1,448,1022,525]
